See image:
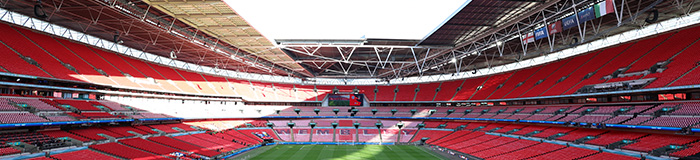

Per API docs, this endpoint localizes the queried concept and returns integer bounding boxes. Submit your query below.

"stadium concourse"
[1,0,700,160]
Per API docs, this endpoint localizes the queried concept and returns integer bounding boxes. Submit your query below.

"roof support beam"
[172,13,239,18]
[197,25,251,29]
[147,0,223,5]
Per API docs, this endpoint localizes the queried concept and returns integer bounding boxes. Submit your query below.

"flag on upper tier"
[578,7,596,23]
[595,0,615,18]
[534,27,548,40]
[522,32,535,44]
[548,21,562,35]
[562,14,579,30]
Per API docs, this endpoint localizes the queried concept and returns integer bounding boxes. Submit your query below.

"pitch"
[237,145,449,160]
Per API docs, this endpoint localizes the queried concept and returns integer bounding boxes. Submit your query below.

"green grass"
[233,145,449,160]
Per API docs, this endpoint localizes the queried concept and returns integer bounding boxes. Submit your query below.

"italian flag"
[594,0,615,18]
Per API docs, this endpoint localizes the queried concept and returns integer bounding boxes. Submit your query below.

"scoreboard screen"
[327,94,364,106]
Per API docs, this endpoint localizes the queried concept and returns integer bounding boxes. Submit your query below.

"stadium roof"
[4,0,693,82]
[419,0,541,46]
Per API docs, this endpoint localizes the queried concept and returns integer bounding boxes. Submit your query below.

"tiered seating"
[446,134,497,151]
[49,149,119,160]
[78,112,120,119]
[44,115,75,122]
[374,86,396,101]
[0,132,64,150]
[131,112,170,119]
[490,142,566,160]
[102,126,149,136]
[0,147,20,156]
[118,138,183,158]
[585,131,648,146]
[426,130,472,146]
[604,115,633,124]
[236,129,279,140]
[622,134,699,152]
[423,121,444,128]
[414,83,440,101]
[434,80,462,101]
[488,66,541,99]
[68,128,126,140]
[275,128,291,141]
[511,125,549,135]
[410,130,452,142]
[357,129,381,142]
[147,136,221,157]
[40,130,89,142]
[0,99,20,111]
[166,123,198,131]
[507,60,568,99]
[458,136,518,154]
[522,53,593,97]
[572,115,612,123]
[0,36,53,78]
[89,142,169,160]
[556,129,607,142]
[1,26,82,81]
[0,112,49,123]
[226,130,262,143]
[336,128,355,142]
[431,131,480,147]
[471,139,540,158]
[670,143,700,158]
[91,101,129,111]
[398,129,417,142]
[532,147,599,160]
[311,128,334,142]
[293,128,311,142]
[579,152,640,160]
[622,115,654,125]
[26,156,54,160]
[52,99,101,111]
[546,44,632,96]
[1,19,700,103]
[493,124,526,133]
[7,98,59,111]
[470,72,514,100]
[174,134,239,151]
[148,124,181,133]
[532,127,576,138]
[192,133,246,149]
[669,102,700,115]
[642,116,700,128]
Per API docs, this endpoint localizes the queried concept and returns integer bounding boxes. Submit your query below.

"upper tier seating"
[579,152,641,160]
[147,136,221,157]
[118,138,184,157]
[531,147,599,160]
[622,134,699,152]
[89,142,170,160]
[411,130,453,143]
[49,149,119,160]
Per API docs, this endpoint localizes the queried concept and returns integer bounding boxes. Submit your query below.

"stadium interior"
[0,0,700,159]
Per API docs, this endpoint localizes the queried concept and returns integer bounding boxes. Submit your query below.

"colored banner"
[562,14,579,30]
[578,7,596,23]
[534,27,548,40]
[548,21,562,35]
[521,32,535,44]
[595,0,615,18]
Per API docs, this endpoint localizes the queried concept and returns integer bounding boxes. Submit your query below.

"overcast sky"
[224,0,469,40]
